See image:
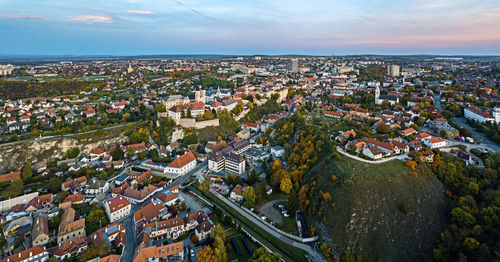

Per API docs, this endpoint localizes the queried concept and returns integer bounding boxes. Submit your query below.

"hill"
[306,155,449,261]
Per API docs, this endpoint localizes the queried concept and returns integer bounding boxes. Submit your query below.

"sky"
[1,0,500,56]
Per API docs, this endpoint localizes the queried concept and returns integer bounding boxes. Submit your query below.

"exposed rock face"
[0,132,127,173]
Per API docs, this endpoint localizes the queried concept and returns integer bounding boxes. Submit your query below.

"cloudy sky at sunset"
[1,0,499,55]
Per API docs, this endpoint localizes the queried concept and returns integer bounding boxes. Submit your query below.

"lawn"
[306,154,449,261]
[190,186,308,262]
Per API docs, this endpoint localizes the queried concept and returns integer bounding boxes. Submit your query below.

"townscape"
[0,55,499,262]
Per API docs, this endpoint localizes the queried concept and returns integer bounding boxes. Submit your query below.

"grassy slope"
[308,155,449,262]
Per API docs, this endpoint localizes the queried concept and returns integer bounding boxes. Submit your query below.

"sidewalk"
[336,146,407,164]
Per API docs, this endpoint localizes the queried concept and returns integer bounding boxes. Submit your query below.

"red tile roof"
[168,151,195,168]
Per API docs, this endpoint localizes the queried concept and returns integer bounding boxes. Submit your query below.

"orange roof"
[0,171,21,183]
[415,132,431,139]
[90,148,105,155]
[106,196,131,214]
[168,151,195,168]
[3,246,47,262]
[63,194,85,203]
[429,137,445,143]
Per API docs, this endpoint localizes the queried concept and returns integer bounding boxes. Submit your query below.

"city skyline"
[1,0,500,55]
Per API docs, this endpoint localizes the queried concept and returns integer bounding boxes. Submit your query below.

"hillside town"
[0,55,499,262]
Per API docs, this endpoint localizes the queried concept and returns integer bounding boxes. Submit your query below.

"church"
[374,86,399,106]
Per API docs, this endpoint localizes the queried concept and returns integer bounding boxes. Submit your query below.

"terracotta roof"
[134,202,163,223]
[87,255,121,262]
[231,184,244,197]
[58,207,85,236]
[429,137,445,143]
[106,196,131,214]
[63,194,85,204]
[0,171,21,183]
[123,185,158,201]
[168,151,195,168]
[133,242,183,262]
[53,236,88,257]
[2,246,47,262]
[144,217,184,232]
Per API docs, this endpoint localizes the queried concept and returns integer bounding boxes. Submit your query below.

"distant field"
[307,155,449,262]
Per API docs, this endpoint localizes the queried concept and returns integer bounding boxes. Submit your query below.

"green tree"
[243,186,256,208]
[1,179,23,199]
[21,162,32,180]
[155,103,166,112]
[64,147,80,159]
[48,177,61,193]
[110,146,124,160]
[451,207,476,227]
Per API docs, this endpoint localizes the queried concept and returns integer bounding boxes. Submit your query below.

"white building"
[423,137,447,149]
[387,64,400,77]
[271,146,285,158]
[464,107,498,124]
[224,153,246,175]
[104,196,132,223]
[289,58,299,73]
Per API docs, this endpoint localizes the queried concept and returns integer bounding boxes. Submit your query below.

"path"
[336,146,408,164]
[210,190,326,262]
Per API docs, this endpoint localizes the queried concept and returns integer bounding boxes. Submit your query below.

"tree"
[155,103,166,112]
[1,179,23,199]
[197,246,219,262]
[451,207,476,227]
[204,110,213,120]
[213,236,227,262]
[48,177,61,193]
[86,208,109,232]
[210,224,226,243]
[79,243,111,262]
[280,178,292,194]
[54,192,69,203]
[21,162,32,180]
[249,247,281,262]
[64,147,80,159]
[99,171,108,180]
[110,146,124,160]
[243,186,256,208]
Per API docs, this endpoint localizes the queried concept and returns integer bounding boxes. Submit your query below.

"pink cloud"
[0,13,40,19]
[70,15,112,24]
[126,10,154,14]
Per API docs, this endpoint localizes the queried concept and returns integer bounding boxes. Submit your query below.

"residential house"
[0,246,49,262]
[31,216,49,247]
[53,236,88,260]
[104,197,132,223]
[57,207,86,245]
[88,223,126,248]
[230,185,244,202]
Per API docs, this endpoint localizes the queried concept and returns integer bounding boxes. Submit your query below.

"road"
[209,189,327,262]
[120,161,208,262]
[434,93,500,153]
[336,146,408,164]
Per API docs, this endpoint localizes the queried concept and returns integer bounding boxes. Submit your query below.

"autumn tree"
[249,247,281,262]
[243,186,256,208]
[197,246,218,262]
[280,178,292,194]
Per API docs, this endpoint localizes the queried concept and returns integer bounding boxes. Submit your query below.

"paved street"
[209,189,327,262]
[119,161,208,262]
[434,93,500,153]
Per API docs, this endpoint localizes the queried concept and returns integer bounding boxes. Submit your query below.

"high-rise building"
[289,58,299,73]
[387,64,400,77]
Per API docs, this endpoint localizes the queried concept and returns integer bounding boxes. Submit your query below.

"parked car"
[191,249,194,257]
